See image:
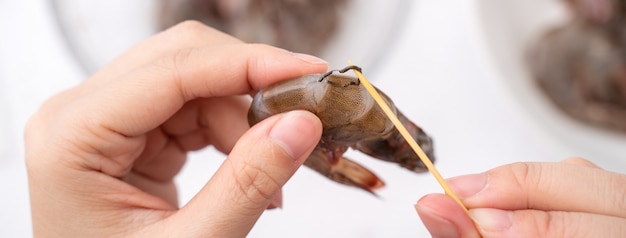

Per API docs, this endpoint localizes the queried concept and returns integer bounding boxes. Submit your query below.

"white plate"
[51,0,411,75]
[476,0,626,171]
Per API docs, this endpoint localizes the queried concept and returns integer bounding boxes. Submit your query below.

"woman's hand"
[416,158,626,237]
[25,21,328,237]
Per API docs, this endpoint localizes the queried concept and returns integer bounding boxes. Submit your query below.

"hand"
[25,21,328,237]
[415,158,626,238]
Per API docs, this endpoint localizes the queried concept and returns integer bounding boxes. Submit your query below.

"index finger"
[449,162,626,218]
[66,43,328,137]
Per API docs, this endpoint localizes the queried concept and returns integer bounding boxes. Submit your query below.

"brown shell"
[248,71,435,193]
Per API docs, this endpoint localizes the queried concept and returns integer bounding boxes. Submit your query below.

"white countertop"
[1,0,624,237]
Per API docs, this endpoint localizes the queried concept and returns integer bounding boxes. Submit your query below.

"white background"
[1,0,625,237]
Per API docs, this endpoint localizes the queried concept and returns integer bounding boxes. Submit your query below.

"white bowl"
[476,0,626,171]
[51,0,410,75]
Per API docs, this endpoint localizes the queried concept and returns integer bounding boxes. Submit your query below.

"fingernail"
[447,173,486,199]
[269,111,320,160]
[416,204,460,238]
[470,208,512,232]
[291,52,327,65]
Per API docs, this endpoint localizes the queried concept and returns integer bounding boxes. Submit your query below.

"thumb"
[173,110,322,237]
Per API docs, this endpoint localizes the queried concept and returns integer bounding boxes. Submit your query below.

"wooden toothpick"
[348,61,469,215]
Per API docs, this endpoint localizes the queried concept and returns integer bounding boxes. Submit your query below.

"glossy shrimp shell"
[248,68,435,193]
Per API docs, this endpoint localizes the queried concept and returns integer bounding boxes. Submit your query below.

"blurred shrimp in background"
[528,0,626,132]
[159,0,348,55]
[477,0,626,173]
[53,0,404,74]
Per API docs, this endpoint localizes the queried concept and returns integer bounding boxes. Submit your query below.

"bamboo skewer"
[348,61,470,215]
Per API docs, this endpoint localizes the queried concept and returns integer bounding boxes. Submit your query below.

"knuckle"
[24,92,74,168]
[152,48,193,100]
[169,48,194,75]
[544,212,579,237]
[507,162,533,189]
[168,20,208,36]
[231,156,282,207]
[242,44,285,82]
[562,157,600,168]
[518,211,575,237]
[166,20,238,45]
[507,162,547,208]
[544,212,568,237]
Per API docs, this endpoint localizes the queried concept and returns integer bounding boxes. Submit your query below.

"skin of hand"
[25,21,329,237]
[415,157,626,238]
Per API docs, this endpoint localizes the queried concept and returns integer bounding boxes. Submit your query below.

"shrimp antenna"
[319,65,363,82]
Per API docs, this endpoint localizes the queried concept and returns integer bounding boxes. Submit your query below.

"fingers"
[415,194,481,238]
[469,208,626,237]
[447,161,626,218]
[159,96,251,154]
[418,195,626,238]
[417,159,626,237]
[48,42,326,177]
[67,43,327,139]
[172,110,322,237]
[127,96,251,195]
[28,20,328,180]
[29,21,242,121]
